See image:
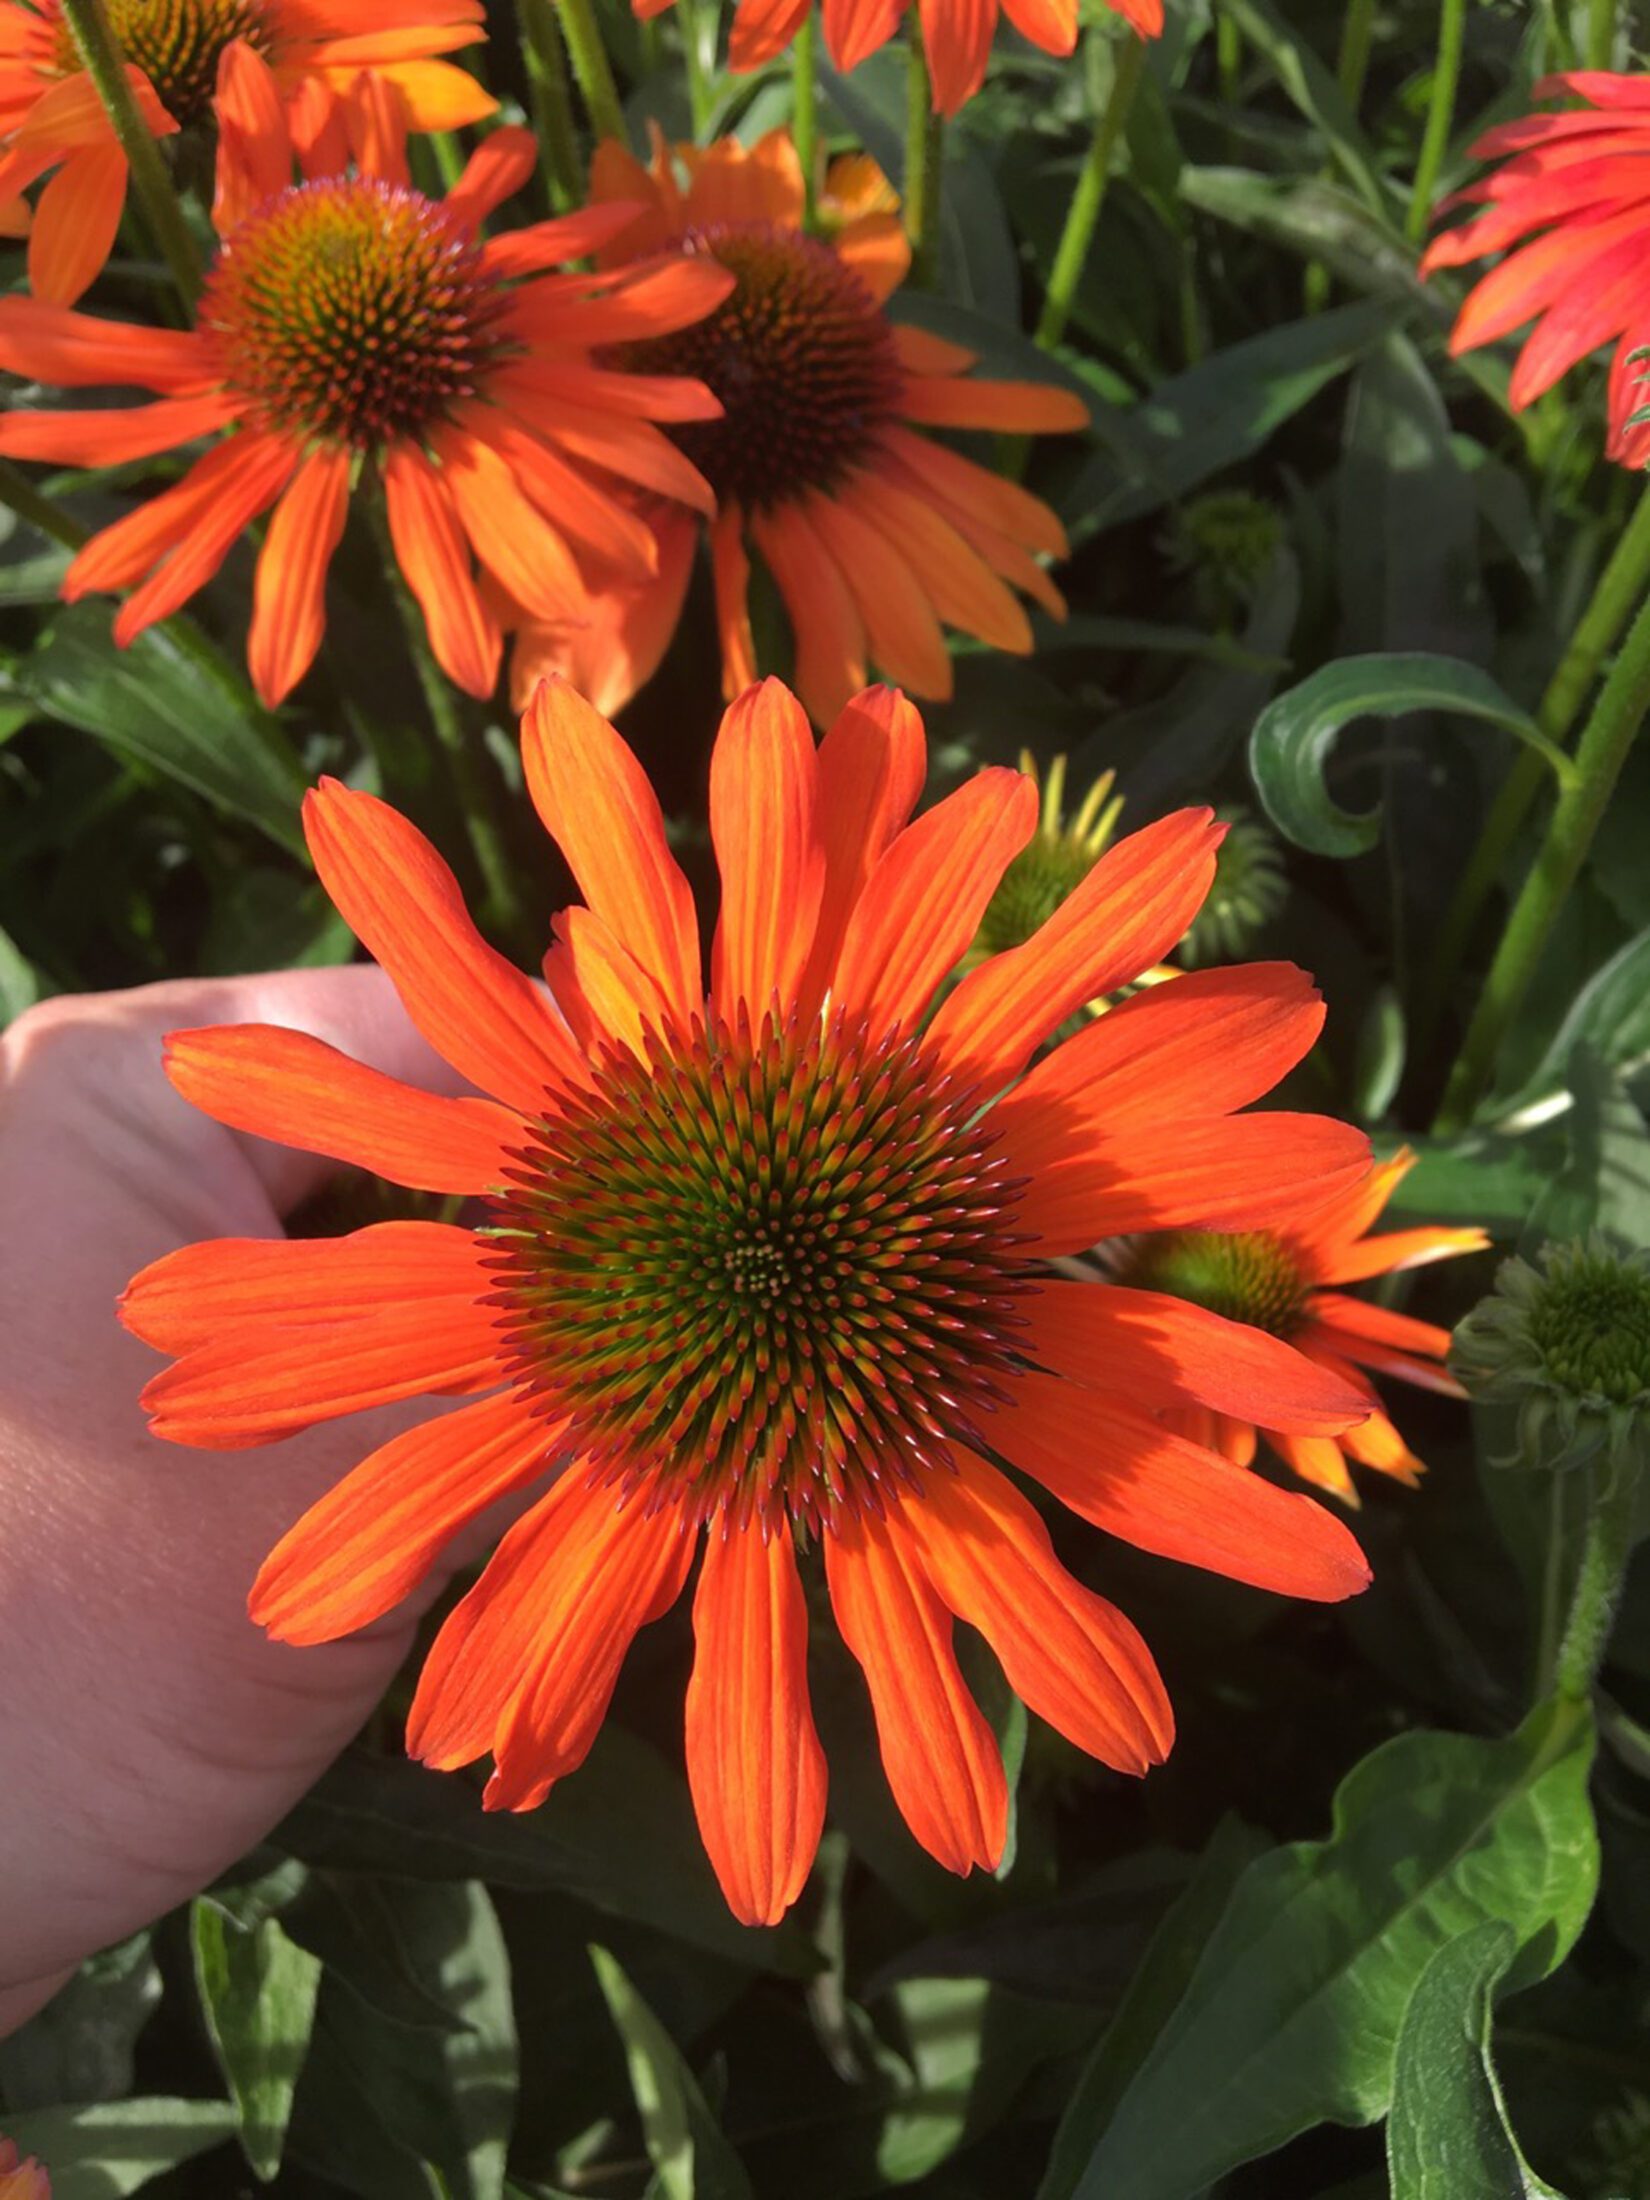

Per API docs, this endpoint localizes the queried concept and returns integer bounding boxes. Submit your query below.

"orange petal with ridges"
[463,407,659,581]
[507,256,737,345]
[921,0,997,114]
[995,1369,1372,1601]
[431,425,587,620]
[848,473,1032,652]
[548,904,673,1056]
[999,0,1077,53]
[1027,1280,1369,1435]
[113,435,297,641]
[1317,1223,1490,1284]
[495,359,722,423]
[249,445,349,707]
[794,682,925,1012]
[928,807,1224,1093]
[899,1449,1174,1772]
[900,372,1088,434]
[483,200,650,276]
[831,766,1036,1034]
[728,0,814,71]
[1016,1111,1372,1253]
[521,677,702,1023]
[253,1390,561,1645]
[709,679,823,1017]
[1307,1292,1457,1368]
[303,777,586,1113]
[803,486,954,698]
[0,297,210,391]
[382,442,501,698]
[441,123,538,226]
[0,390,234,465]
[879,425,1067,556]
[27,143,124,305]
[214,40,290,236]
[749,501,868,727]
[687,1526,827,1926]
[163,1022,523,1192]
[989,963,1325,1160]
[711,504,758,698]
[825,1508,1007,1874]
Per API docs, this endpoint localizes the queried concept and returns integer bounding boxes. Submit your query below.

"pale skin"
[0,966,485,2037]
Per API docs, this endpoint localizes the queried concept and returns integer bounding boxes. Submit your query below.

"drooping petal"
[520,677,702,1022]
[686,1525,827,1926]
[845,472,1033,653]
[0,296,211,391]
[1026,1280,1369,1436]
[708,678,824,1018]
[994,1369,1372,1601]
[927,807,1224,1094]
[1305,1294,1462,1389]
[1315,1225,1491,1286]
[0,390,235,465]
[897,1450,1174,1773]
[247,445,350,707]
[441,123,539,227]
[407,1472,693,1803]
[997,0,1077,55]
[303,778,586,1112]
[252,1390,562,1645]
[728,0,813,71]
[824,1507,1007,1874]
[749,500,868,728]
[432,424,587,619]
[163,1023,523,1194]
[382,442,502,698]
[803,486,954,698]
[27,143,125,306]
[900,372,1089,433]
[508,506,696,723]
[921,0,998,115]
[830,767,1037,1033]
[214,39,291,236]
[711,502,758,698]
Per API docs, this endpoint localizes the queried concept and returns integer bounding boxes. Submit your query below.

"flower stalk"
[1438,583,1650,1129]
[1404,0,1466,242]
[1035,30,1145,352]
[679,0,713,136]
[1550,1458,1639,1702]
[58,0,202,306]
[553,0,629,148]
[794,11,819,226]
[1418,481,1650,1058]
[0,458,88,551]
[904,17,945,290]
[517,0,584,210]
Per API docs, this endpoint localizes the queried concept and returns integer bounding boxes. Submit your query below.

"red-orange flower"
[510,131,1088,727]
[636,0,1161,115]
[125,676,1378,1924]
[0,0,496,304]
[0,2136,50,2199]
[1423,71,1650,465]
[1115,1151,1489,1503]
[0,44,732,706]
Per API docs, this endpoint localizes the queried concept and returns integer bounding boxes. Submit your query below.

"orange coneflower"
[1112,1152,1489,1503]
[636,0,1161,116]
[1423,71,1650,465]
[509,131,1088,727]
[0,0,497,305]
[0,43,732,706]
[125,676,1379,1925]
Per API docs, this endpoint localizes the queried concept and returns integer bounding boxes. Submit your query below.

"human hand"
[0,967,474,2036]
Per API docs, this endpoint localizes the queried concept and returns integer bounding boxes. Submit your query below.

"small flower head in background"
[0,2135,50,2198]
[1113,1150,1489,1503]
[1452,1237,1650,1479]
[0,0,496,304]
[126,677,1377,1925]
[0,44,733,705]
[965,751,1124,970]
[1177,807,1287,967]
[637,0,1161,116]
[1161,488,1286,629]
[510,130,1087,727]
[1423,71,1650,466]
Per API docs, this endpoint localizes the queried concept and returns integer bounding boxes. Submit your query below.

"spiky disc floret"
[200,177,510,448]
[1126,1228,1311,1337]
[53,0,276,124]
[487,1007,1036,1534]
[620,223,904,509]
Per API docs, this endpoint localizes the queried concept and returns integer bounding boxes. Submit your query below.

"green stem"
[1436,582,1650,1133]
[1550,1460,1639,1703]
[59,0,201,306]
[371,500,527,948]
[554,0,628,147]
[794,10,818,227]
[1420,479,1650,1071]
[1215,12,1240,101]
[1034,32,1146,351]
[904,16,944,291]
[0,458,89,551]
[1336,0,1377,111]
[518,0,584,208]
[1405,0,1467,243]
[1586,0,1615,70]
[680,0,713,137]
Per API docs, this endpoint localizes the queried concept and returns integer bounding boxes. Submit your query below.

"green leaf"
[1178,166,1428,303]
[1495,926,1650,1116]
[1048,1699,1599,2200]
[1062,300,1398,536]
[0,2099,235,2198]
[0,1937,160,2113]
[1387,1922,1568,2199]
[590,1944,756,2200]
[0,606,306,854]
[1215,0,1388,208]
[275,1737,815,1973]
[191,1901,322,2182]
[1250,653,1572,857]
